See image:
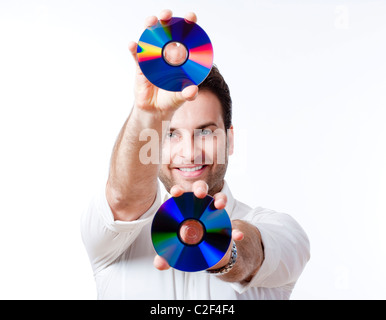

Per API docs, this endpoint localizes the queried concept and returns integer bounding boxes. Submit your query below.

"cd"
[151,192,232,272]
[137,17,214,92]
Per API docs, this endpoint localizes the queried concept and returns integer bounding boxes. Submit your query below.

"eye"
[167,130,181,139]
[199,129,213,136]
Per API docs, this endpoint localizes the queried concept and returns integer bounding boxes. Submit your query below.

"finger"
[192,180,209,198]
[128,41,138,61]
[184,12,197,24]
[181,85,199,101]
[169,90,192,108]
[213,193,227,210]
[170,185,185,197]
[144,15,158,28]
[128,41,144,75]
[159,9,173,22]
[153,255,170,271]
[232,228,244,241]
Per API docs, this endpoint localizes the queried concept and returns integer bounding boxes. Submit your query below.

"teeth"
[179,166,203,172]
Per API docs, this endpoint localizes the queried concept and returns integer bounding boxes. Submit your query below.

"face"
[159,90,234,196]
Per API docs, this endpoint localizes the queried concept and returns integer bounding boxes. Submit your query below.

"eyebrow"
[169,122,219,132]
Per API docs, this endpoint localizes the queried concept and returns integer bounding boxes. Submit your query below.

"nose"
[179,134,195,162]
[176,132,203,164]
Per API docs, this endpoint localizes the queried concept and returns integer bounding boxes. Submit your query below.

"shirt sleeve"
[80,183,161,275]
[231,208,310,294]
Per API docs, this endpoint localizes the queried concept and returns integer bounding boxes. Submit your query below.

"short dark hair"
[198,65,232,129]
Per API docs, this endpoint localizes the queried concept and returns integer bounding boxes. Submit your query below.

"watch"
[207,241,237,275]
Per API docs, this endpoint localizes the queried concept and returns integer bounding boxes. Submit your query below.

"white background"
[0,0,385,300]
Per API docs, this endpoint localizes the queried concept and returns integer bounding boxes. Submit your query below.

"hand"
[128,9,199,114]
[153,180,244,271]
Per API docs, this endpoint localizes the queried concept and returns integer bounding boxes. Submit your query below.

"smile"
[174,165,208,178]
[178,165,204,172]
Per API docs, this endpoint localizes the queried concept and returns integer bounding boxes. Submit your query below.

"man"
[81,10,310,300]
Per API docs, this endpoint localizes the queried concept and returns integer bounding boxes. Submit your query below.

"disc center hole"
[178,219,204,245]
[163,41,188,66]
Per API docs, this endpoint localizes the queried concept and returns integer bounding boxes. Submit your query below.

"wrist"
[132,104,174,127]
[207,241,237,275]
[133,102,175,121]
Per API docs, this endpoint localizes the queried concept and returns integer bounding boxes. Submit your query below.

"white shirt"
[81,181,310,300]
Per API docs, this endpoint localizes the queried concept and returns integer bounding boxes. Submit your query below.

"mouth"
[173,165,208,178]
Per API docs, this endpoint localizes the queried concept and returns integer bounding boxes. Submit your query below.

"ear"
[227,125,234,156]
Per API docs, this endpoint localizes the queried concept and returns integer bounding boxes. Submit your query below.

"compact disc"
[137,17,214,92]
[151,192,232,272]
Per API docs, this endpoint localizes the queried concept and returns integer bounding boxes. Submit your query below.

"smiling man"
[81,10,310,300]
[159,88,231,197]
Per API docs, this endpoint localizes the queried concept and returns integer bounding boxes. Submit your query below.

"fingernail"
[197,187,206,195]
[216,198,225,207]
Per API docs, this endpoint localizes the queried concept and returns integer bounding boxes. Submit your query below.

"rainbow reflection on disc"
[151,192,232,272]
[137,17,214,92]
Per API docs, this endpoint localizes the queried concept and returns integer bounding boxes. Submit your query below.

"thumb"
[171,85,198,107]
[154,255,170,271]
[181,85,199,101]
